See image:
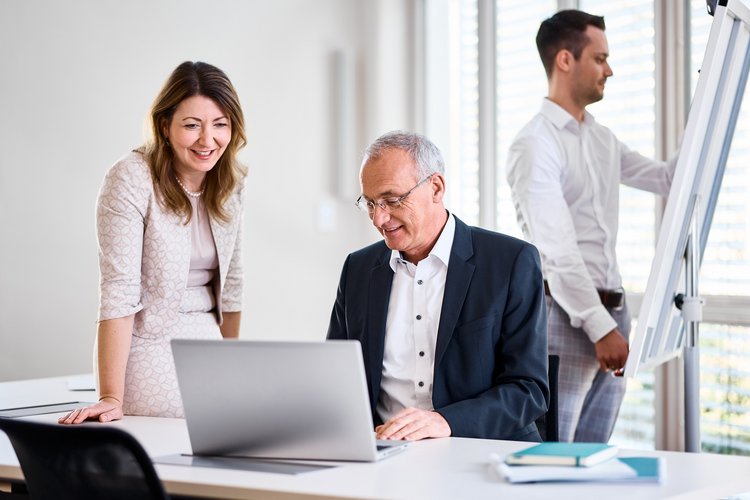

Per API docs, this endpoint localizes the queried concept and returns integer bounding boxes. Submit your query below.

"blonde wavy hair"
[141,61,247,224]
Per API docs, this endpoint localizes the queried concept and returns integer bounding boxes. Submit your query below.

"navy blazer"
[327,216,549,441]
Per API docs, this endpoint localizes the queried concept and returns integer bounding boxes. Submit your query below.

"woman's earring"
[165,137,171,147]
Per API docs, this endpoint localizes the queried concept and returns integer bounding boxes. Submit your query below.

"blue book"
[618,457,662,482]
[504,442,618,467]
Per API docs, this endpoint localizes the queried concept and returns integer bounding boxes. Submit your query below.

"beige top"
[97,151,244,327]
[187,196,219,288]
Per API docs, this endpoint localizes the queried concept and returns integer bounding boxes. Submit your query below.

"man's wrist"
[584,308,618,343]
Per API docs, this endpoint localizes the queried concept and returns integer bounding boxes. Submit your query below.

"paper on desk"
[66,374,96,391]
[493,456,664,484]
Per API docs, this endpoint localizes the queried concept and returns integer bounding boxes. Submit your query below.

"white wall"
[0,0,417,381]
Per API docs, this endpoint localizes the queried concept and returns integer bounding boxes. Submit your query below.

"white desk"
[2,375,750,500]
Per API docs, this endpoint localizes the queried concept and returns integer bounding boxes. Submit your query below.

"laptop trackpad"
[154,454,335,474]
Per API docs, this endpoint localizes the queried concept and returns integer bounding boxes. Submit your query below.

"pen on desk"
[488,453,505,480]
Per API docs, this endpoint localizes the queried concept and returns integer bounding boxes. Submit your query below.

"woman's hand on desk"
[57,397,123,425]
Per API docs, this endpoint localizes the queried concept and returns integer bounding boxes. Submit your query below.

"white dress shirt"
[506,99,674,343]
[376,213,456,423]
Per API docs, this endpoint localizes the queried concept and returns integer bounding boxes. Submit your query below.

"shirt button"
[418,381,424,387]
[416,315,422,320]
[417,280,423,285]
[419,351,425,357]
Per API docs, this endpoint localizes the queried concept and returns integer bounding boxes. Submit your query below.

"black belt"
[543,280,625,309]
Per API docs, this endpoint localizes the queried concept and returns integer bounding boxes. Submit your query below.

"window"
[701,324,750,454]
[579,0,657,294]
[577,0,657,451]
[425,0,480,226]
[427,0,658,450]
[689,0,750,455]
[424,0,750,453]
[495,1,556,237]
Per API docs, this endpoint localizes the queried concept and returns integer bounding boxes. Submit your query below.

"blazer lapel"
[208,213,238,292]
[435,218,475,368]
[366,251,394,405]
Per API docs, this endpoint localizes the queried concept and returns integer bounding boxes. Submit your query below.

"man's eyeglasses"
[355,174,433,215]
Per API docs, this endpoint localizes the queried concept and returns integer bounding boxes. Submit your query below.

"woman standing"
[60,61,247,422]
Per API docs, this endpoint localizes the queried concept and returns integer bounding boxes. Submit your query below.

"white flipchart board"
[626,0,750,377]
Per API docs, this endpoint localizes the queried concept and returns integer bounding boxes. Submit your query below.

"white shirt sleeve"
[507,128,617,343]
[619,140,675,196]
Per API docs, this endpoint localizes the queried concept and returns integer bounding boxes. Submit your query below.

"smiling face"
[570,25,613,106]
[360,148,447,263]
[165,95,231,185]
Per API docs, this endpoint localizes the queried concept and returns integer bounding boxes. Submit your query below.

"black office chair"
[535,354,560,442]
[0,418,169,500]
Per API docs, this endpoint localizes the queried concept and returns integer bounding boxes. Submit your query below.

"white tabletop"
[2,375,750,500]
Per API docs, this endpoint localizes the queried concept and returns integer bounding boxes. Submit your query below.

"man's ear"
[555,49,574,74]
[430,173,446,203]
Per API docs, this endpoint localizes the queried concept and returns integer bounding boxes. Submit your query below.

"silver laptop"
[171,339,408,462]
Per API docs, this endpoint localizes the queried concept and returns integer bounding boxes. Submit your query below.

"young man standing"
[506,10,675,442]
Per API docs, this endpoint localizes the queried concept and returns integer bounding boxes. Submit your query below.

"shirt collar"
[540,98,594,131]
[389,212,455,271]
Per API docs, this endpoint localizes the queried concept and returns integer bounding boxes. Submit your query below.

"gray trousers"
[546,296,631,442]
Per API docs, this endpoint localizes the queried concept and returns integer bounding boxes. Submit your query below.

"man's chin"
[381,234,406,252]
[382,238,401,250]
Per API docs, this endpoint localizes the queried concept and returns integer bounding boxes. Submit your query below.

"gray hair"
[361,130,445,179]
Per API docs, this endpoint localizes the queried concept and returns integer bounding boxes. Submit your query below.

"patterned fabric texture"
[96,152,244,417]
[546,295,631,442]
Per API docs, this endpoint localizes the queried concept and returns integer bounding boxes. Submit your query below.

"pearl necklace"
[175,176,204,197]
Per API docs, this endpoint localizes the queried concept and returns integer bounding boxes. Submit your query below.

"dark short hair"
[536,10,606,79]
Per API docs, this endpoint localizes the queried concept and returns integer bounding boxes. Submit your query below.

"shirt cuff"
[582,307,618,343]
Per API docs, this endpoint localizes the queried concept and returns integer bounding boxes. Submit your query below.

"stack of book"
[494,442,663,484]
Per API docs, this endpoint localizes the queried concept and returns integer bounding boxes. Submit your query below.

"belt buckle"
[611,287,625,311]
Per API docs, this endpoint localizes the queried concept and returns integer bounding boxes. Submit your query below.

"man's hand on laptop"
[375,408,451,441]
[58,397,123,425]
